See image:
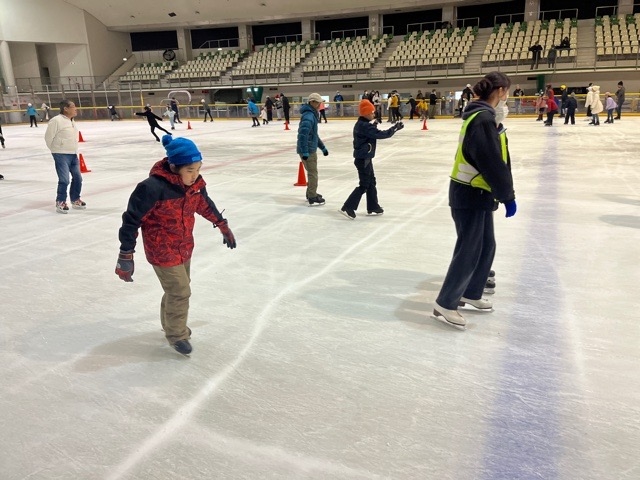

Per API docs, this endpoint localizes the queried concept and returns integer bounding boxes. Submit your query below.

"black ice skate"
[172,339,192,355]
[308,195,325,206]
[367,207,384,216]
[340,207,356,219]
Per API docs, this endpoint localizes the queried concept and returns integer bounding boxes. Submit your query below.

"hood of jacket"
[591,85,600,93]
[462,100,496,120]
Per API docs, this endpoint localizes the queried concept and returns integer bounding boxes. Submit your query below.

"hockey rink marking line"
[106,208,411,479]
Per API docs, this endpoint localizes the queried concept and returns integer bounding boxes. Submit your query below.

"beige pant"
[302,152,318,198]
[153,260,192,344]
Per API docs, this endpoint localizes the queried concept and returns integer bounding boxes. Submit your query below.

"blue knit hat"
[162,135,202,165]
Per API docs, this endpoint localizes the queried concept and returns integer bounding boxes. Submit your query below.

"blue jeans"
[52,153,82,203]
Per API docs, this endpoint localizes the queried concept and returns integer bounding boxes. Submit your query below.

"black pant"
[319,109,327,122]
[615,102,622,118]
[172,108,181,123]
[203,110,213,121]
[267,109,273,122]
[564,109,576,124]
[342,158,380,212]
[284,108,290,123]
[30,115,38,127]
[150,123,171,141]
[546,111,555,125]
[436,208,496,309]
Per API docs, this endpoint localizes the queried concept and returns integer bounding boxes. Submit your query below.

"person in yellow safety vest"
[433,71,517,330]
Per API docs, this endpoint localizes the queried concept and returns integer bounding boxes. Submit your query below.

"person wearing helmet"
[26,103,39,127]
[559,85,569,118]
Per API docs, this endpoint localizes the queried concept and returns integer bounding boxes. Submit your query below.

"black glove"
[321,148,329,156]
[115,250,134,282]
[301,155,309,161]
[216,219,236,249]
[394,122,405,131]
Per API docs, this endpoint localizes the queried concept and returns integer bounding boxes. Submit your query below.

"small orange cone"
[422,118,428,131]
[284,121,290,131]
[79,154,91,173]
[293,161,307,186]
[78,131,85,142]
[187,121,192,130]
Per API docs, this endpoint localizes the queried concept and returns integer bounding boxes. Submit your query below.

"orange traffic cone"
[284,121,290,131]
[293,161,307,186]
[78,131,85,142]
[422,118,428,131]
[79,154,91,173]
[187,121,192,130]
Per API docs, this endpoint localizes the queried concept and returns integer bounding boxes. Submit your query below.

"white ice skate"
[459,297,493,311]
[432,302,466,330]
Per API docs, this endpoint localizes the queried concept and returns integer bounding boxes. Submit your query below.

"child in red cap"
[340,100,404,219]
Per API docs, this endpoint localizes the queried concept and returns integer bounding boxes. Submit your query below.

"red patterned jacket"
[118,159,225,267]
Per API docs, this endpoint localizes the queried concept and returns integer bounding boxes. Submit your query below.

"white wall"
[9,42,39,79]
[56,44,91,78]
[84,11,131,78]
[37,44,60,79]
[0,0,87,44]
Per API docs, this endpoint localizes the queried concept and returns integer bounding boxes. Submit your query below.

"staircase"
[368,36,403,80]
[463,28,491,75]
[575,19,596,68]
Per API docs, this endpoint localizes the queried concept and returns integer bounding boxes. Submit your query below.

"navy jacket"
[353,117,397,160]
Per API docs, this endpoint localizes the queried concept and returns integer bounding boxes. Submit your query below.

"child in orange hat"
[340,100,404,219]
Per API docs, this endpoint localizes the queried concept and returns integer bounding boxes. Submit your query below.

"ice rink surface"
[1,113,639,479]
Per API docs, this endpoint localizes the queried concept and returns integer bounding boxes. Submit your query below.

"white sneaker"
[459,297,493,310]
[433,302,466,329]
[56,201,69,214]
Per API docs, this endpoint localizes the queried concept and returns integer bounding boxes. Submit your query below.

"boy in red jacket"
[115,135,236,355]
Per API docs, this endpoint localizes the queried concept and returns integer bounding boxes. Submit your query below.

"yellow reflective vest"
[450,111,508,192]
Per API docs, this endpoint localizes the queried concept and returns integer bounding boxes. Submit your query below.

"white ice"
[1,114,639,480]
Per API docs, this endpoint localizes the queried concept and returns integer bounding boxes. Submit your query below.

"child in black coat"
[340,100,404,219]
[135,105,172,142]
[564,93,578,125]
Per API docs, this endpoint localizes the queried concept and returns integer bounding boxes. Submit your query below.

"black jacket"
[449,101,515,210]
[566,97,578,110]
[136,110,163,126]
[281,95,290,111]
[353,117,397,161]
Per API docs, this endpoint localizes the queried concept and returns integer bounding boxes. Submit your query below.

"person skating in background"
[108,105,121,121]
[280,92,291,124]
[318,99,328,123]
[115,135,236,356]
[543,94,559,126]
[433,72,516,330]
[247,97,260,127]
[260,105,269,125]
[406,95,417,119]
[297,93,328,206]
[135,105,172,141]
[201,99,214,122]
[264,96,274,123]
[44,100,86,214]
[603,92,617,124]
[333,91,344,116]
[163,105,176,130]
[169,97,182,123]
[535,93,546,121]
[372,90,382,123]
[585,85,603,126]
[340,100,404,220]
[0,118,5,149]
[387,92,397,123]
[615,81,625,120]
[428,89,438,119]
[26,103,38,127]
[41,102,51,121]
[275,95,283,120]
[512,85,524,114]
[558,85,569,118]
[564,92,578,125]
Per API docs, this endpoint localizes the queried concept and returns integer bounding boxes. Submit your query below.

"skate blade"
[367,212,384,216]
[307,202,325,207]
[431,313,466,330]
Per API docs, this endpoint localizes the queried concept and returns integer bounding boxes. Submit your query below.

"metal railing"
[539,9,579,21]
[198,38,240,49]
[407,21,443,33]
[457,17,480,28]
[330,28,370,40]
[595,6,618,18]
[494,13,526,26]
[263,34,303,45]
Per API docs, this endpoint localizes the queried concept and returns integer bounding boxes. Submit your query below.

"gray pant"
[301,152,319,198]
[153,260,192,344]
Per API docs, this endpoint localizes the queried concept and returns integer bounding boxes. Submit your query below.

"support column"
[301,20,313,42]
[525,0,540,22]
[442,6,455,27]
[0,40,21,122]
[618,0,633,15]
[238,24,253,51]
[176,29,192,62]
[368,14,381,37]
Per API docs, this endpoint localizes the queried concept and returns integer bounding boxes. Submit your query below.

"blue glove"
[321,148,329,156]
[115,250,134,282]
[504,200,517,218]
